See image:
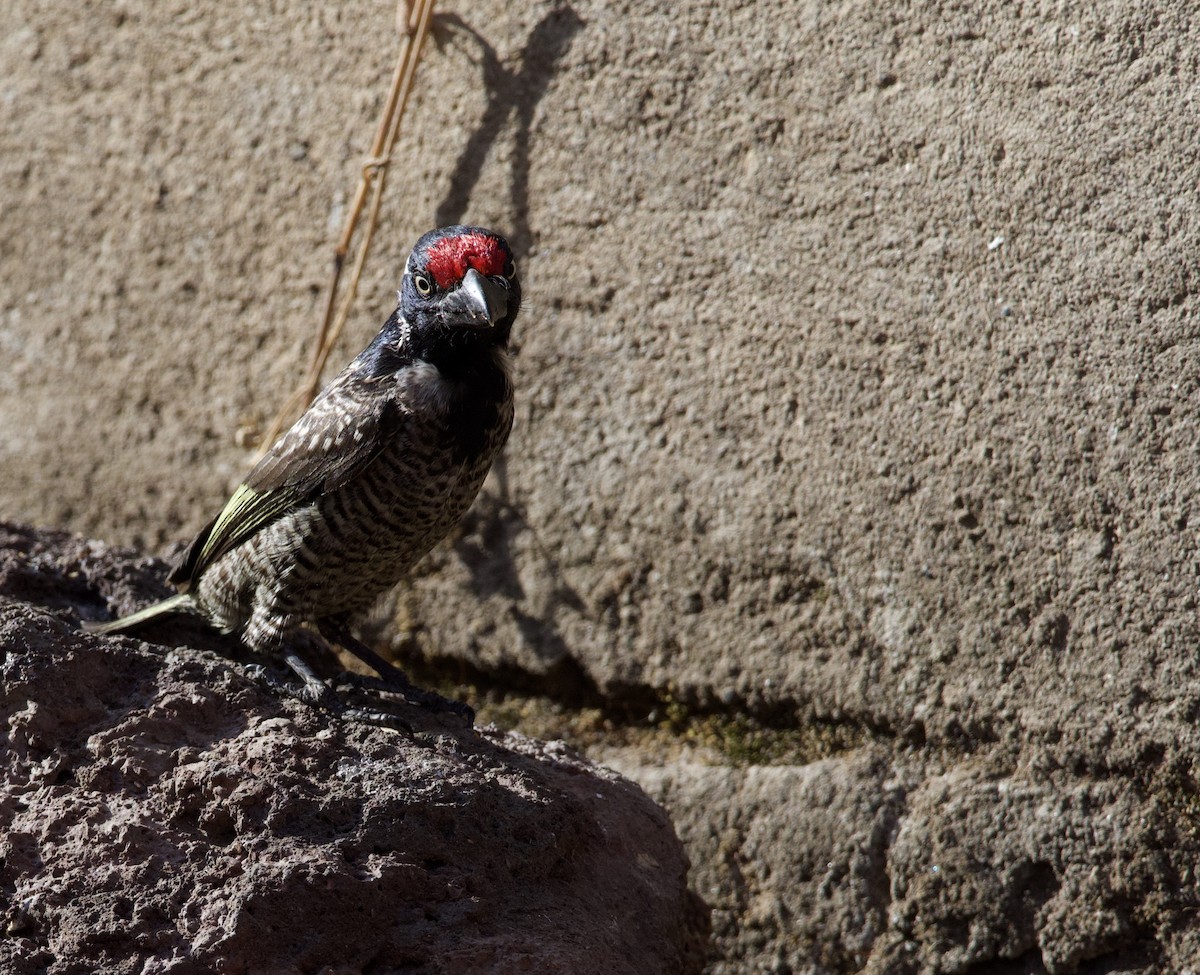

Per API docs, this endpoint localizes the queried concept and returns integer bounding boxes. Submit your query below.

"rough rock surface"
[5,0,1200,971]
[0,525,708,975]
[601,743,1198,974]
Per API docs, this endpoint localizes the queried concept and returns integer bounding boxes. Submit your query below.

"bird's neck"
[411,327,507,385]
[362,316,509,398]
[358,321,511,463]
[425,341,512,464]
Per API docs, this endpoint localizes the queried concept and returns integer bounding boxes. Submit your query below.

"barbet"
[87,225,520,718]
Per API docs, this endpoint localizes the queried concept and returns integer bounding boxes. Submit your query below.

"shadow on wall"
[455,453,587,669]
[434,5,585,258]
[431,6,587,676]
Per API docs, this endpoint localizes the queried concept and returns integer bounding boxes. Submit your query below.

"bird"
[85,225,521,721]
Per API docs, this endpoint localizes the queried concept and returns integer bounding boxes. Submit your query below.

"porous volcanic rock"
[0,523,709,975]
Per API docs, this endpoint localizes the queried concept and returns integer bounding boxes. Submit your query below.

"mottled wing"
[169,372,399,591]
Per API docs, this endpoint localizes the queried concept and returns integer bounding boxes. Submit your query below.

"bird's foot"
[317,617,475,727]
[336,705,415,733]
[242,655,414,732]
[334,671,474,727]
[242,661,325,704]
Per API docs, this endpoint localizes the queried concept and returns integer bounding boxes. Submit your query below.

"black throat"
[365,319,510,463]
[433,338,510,463]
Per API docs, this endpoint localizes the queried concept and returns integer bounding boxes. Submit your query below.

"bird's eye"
[413,272,433,297]
[503,258,516,280]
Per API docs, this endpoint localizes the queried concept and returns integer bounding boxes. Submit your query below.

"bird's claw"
[334,671,474,727]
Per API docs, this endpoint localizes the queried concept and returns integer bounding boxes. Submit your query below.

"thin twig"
[258,0,436,453]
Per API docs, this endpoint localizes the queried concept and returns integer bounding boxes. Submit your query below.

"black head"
[396,225,521,356]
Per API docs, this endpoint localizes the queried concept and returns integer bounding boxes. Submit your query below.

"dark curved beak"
[447,267,509,329]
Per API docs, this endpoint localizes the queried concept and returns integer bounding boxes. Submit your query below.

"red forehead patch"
[425,233,507,289]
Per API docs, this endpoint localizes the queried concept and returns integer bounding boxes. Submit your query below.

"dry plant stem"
[321,0,434,374]
[259,0,436,454]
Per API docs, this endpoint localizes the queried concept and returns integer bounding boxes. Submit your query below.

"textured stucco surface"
[5,0,1200,970]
